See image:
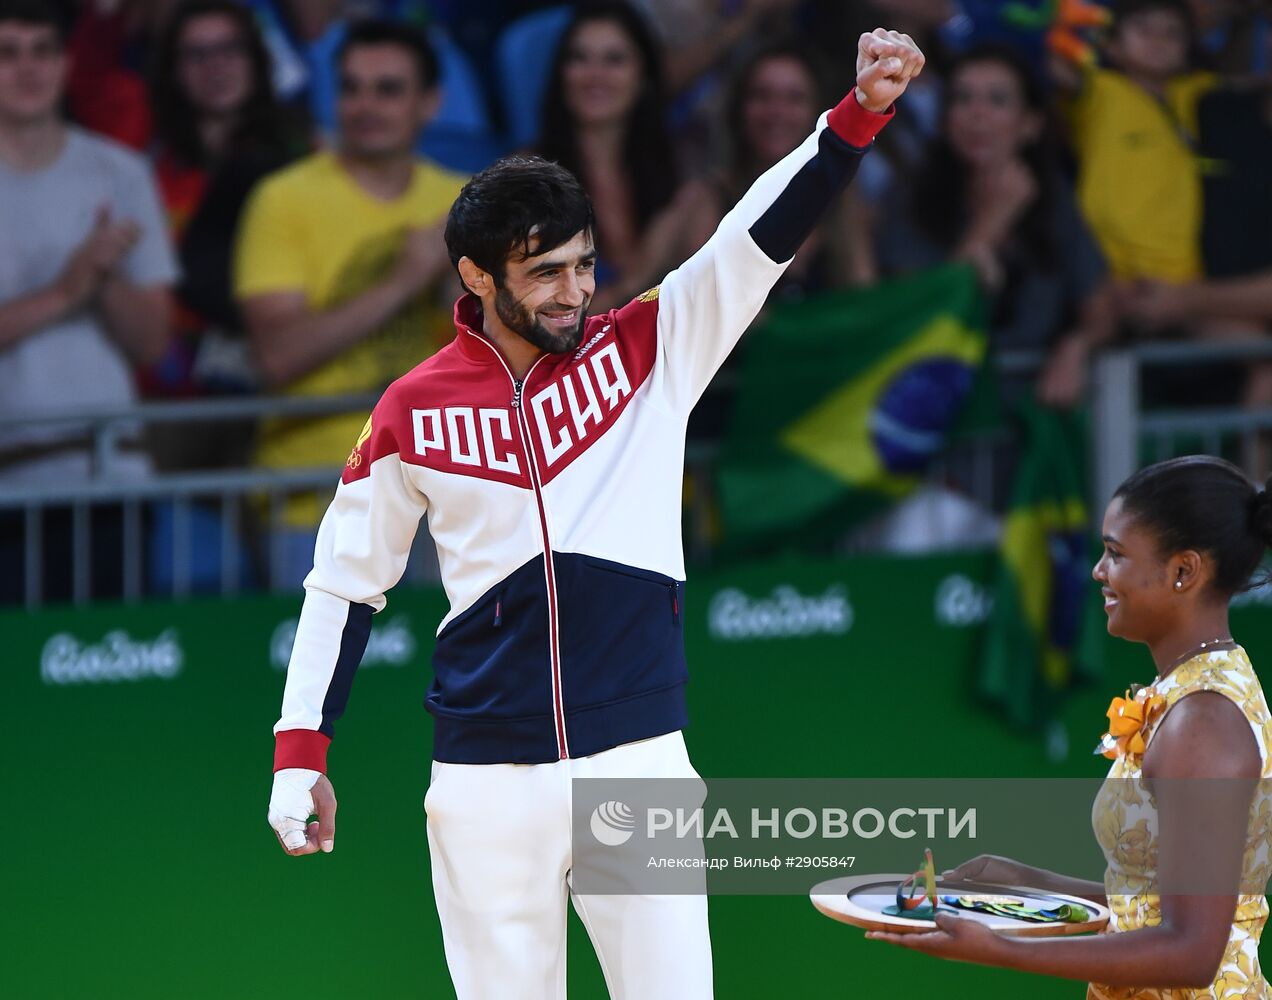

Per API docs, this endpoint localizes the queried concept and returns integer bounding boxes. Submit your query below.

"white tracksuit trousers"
[425,731,713,999]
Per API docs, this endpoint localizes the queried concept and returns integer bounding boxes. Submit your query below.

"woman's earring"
[1175,580,1183,590]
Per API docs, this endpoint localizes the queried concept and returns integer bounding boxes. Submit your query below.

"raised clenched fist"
[855,28,926,113]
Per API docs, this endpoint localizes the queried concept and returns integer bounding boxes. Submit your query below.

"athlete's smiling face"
[489,230,597,355]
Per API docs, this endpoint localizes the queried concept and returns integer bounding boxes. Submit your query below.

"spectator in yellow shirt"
[1064,0,1217,283]
[234,19,465,586]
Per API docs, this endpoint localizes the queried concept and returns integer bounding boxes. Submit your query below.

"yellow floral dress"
[1089,647,1272,1000]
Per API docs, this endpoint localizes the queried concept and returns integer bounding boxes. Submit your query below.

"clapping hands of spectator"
[56,205,140,311]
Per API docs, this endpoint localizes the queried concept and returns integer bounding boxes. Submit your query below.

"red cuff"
[274,729,331,773]
[827,88,895,148]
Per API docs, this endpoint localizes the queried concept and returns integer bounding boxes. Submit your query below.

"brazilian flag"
[980,401,1097,729]
[717,264,986,549]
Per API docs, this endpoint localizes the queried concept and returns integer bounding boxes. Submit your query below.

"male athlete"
[268,28,924,999]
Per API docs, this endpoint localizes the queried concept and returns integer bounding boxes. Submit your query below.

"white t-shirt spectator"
[0,128,178,487]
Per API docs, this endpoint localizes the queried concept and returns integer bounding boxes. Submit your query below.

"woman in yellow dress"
[869,455,1272,998]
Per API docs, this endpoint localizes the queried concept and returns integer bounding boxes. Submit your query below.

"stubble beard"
[494,286,588,355]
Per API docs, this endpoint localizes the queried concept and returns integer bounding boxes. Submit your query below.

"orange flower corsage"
[1094,685,1166,761]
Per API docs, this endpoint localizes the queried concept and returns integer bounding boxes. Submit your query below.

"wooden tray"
[810,874,1109,937]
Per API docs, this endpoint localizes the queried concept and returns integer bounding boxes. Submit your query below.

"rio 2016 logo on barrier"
[40,629,184,686]
[933,574,994,627]
[707,585,853,641]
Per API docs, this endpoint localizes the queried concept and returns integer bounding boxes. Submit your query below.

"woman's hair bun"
[1252,480,1272,548]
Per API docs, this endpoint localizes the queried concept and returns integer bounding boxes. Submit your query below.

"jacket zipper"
[508,365,570,760]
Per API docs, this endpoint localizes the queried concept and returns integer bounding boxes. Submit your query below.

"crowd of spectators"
[2,0,1271,600]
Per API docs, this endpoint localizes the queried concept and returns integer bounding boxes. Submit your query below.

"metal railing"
[1,393,383,608]
[1091,339,1272,507]
[1,390,380,470]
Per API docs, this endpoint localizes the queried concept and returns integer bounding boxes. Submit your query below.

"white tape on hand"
[268,767,321,851]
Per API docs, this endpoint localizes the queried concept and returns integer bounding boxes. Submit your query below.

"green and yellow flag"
[980,401,1097,728]
[717,264,986,549]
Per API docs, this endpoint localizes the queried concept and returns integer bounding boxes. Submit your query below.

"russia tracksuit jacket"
[272,91,892,772]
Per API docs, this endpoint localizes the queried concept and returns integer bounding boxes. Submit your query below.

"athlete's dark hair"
[0,0,66,41]
[445,155,595,285]
[910,43,1059,271]
[1115,456,1272,599]
[537,0,677,237]
[151,0,285,167]
[337,18,439,90]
